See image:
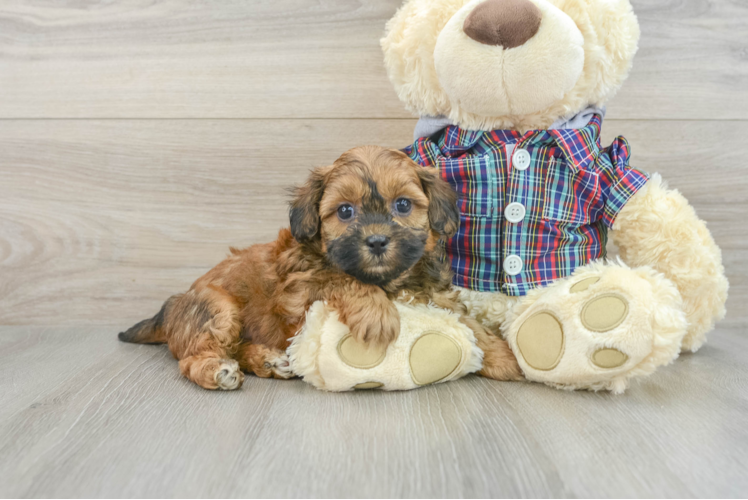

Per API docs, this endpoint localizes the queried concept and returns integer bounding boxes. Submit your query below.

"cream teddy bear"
[289,0,728,393]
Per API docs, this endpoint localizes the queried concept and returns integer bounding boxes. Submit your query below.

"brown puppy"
[119,146,521,390]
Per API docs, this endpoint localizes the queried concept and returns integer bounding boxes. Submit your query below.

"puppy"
[118,146,521,390]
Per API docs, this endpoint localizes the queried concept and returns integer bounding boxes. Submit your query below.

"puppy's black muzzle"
[365,235,390,256]
[327,218,427,287]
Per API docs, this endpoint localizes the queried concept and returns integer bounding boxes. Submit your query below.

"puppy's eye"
[394,198,412,215]
[337,204,355,221]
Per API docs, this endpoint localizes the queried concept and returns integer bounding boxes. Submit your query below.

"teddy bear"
[288,0,728,394]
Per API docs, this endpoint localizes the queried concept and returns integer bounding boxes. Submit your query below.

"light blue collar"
[413,106,606,141]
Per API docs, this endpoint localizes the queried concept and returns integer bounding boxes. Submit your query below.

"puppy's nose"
[365,235,390,256]
[463,0,542,49]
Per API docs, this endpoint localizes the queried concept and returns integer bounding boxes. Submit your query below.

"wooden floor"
[0,325,746,498]
[1,0,747,497]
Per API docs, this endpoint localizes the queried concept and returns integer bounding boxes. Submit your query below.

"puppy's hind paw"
[265,352,294,379]
[215,359,244,390]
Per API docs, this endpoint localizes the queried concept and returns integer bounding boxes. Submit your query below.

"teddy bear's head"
[381,0,640,131]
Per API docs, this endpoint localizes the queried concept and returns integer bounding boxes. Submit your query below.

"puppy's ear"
[417,167,459,238]
[290,167,328,242]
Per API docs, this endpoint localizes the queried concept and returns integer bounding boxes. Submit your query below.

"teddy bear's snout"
[463,0,542,49]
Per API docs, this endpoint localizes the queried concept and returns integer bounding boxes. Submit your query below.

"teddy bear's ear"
[289,167,328,242]
[381,0,464,118]
[583,0,641,105]
[416,167,459,238]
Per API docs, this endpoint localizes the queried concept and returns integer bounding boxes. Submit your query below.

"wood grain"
[0,325,746,498]
[0,0,746,119]
[1,119,745,327]
[0,2,745,498]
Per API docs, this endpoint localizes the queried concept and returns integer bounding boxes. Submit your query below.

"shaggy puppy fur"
[119,146,521,390]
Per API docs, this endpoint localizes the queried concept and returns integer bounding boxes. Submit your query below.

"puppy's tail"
[118,298,173,345]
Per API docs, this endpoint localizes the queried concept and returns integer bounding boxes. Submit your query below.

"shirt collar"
[422,108,604,172]
[546,113,603,172]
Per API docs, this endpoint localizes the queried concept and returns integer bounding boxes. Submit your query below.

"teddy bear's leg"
[503,260,687,394]
[612,175,729,352]
[288,301,485,391]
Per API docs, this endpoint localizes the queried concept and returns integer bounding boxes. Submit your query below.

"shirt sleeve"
[597,136,650,228]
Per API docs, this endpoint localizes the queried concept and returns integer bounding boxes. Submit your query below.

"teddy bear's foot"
[288,301,484,392]
[516,289,630,371]
[505,261,687,394]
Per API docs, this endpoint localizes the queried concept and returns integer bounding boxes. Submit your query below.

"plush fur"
[435,0,585,119]
[613,175,729,352]
[382,0,640,131]
[455,257,690,394]
[502,260,687,394]
[373,0,728,393]
[289,301,486,391]
[119,146,521,390]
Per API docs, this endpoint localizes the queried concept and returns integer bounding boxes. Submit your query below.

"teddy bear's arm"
[611,174,728,352]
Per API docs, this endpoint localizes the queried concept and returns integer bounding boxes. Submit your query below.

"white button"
[503,255,523,276]
[505,202,526,223]
[513,148,531,170]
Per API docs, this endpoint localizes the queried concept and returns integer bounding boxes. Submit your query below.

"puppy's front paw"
[347,301,400,346]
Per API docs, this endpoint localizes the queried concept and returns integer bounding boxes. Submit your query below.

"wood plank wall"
[1,0,746,327]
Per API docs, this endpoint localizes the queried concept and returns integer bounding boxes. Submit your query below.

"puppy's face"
[290,146,459,287]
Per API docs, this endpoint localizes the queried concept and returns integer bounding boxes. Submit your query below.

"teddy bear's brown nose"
[463,0,542,49]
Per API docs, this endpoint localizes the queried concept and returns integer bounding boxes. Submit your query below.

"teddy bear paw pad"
[353,381,384,390]
[337,334,387,369]
[516,312,564,371]
[581,293,629,332]
[409,332,462,385]
[570,276,600,293]
[591,348,629,369]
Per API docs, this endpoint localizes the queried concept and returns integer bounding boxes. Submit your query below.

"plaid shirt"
[404,113,649,296]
